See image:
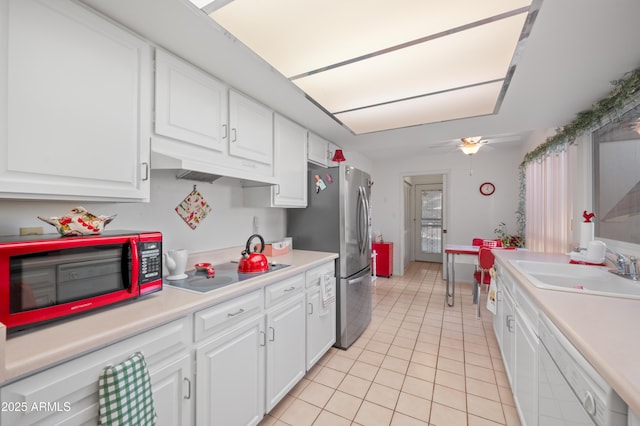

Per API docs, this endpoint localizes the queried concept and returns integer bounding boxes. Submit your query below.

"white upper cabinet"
[229,90,274,166]
[307,132,331,167]
[155,49,227,154]
[151,54,276,185]
[0,0,152,201]
[243,114,307,208]
[272,114,307,207]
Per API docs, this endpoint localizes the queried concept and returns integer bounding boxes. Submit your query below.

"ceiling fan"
[459,136,488,155]
[427,132,526,154]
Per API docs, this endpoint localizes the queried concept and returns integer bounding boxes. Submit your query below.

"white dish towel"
[321,274,336,309]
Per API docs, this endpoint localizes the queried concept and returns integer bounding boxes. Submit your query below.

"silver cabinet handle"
[227,308,245,317]
[183,377,191,400]
[222,124,228,139]
[308,302,314,315]
[269,326,275,342]
[141,162,149,181]
[232,128,237,142]
[260,330,266,346]
[284,286,296,293]
[506,315,514,332]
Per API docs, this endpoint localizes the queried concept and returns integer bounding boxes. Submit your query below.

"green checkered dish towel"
[98,352,157,426]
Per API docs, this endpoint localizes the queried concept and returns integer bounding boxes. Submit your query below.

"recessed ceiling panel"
[335,81,503,134]
[293,14,527,114]
[211,0,532,78]
[200,0,538,134]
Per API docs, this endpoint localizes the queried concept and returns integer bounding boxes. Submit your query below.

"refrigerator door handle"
[347,274,368,286]
[356,187,364,254]
[357,186,369,255]
[362,186,371,251]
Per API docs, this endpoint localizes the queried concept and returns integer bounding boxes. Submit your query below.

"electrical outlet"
[20,226,43,236]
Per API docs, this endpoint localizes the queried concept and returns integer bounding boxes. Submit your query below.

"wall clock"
[480,182,495,196]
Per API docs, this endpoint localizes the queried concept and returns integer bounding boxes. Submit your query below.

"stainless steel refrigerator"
[287,163,372,349]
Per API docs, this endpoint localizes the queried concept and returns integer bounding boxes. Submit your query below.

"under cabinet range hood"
[150,150,277,187]
[175,170,223,184]
[151,150,278,187]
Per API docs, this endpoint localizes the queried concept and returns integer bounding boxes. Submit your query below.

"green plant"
[494,222,525,248]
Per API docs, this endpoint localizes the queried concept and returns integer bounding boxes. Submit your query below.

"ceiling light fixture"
[203,0,539,135]
[460,137,483,155]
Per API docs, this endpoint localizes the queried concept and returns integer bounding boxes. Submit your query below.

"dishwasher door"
[538,340,595,426]
[537,315,627,426]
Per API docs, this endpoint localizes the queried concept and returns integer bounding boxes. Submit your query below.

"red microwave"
[0,231,162,331]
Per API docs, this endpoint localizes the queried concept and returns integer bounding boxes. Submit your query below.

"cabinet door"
[196,316,265,426]
[272,114,308,207]
[307,133,329,167]
[1,0,151,201]
[265,294,306,412]
[515,309,538,426]
[155,50,227,153]
[151,354,193,426]
[501,288,516,386]
[494,280,503,347]
[229,90,273,165]
[306,280,336,370]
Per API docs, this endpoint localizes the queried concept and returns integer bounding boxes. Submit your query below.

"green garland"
[516,67,640,241]
[521,67,640,167]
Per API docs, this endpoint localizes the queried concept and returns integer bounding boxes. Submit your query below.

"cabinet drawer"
[306,262,335,288]
[195,289,263,341]
[515,286,538,334]
[265,274,305,308]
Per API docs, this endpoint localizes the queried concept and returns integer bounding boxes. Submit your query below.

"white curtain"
[525,143,577,252]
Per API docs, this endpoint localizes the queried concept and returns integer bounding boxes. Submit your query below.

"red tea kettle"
[238,234,269,273]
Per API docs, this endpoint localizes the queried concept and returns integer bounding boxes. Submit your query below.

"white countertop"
[494,249,640,415]
[0,249,338,385]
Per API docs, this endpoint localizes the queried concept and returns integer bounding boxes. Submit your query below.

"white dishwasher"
[538,314,627,426]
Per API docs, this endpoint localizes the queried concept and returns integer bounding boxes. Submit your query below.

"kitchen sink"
[510,260,640,299]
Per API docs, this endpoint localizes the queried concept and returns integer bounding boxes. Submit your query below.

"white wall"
[370,145,523,276]
[0,170,286,254]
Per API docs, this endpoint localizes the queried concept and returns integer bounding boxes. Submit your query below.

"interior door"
[414,184,443,262]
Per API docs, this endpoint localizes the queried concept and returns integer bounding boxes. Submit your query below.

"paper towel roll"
[579,222,594,249]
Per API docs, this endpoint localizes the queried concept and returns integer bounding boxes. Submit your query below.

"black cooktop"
[165,262,291,293]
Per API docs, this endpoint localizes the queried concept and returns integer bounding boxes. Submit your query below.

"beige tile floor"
[260,261,521,426]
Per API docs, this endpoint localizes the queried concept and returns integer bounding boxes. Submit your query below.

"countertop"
[493,249,640,415]
[0,248,338,385]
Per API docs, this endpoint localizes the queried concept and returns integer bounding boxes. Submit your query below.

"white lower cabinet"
[495,264,516,386]
[514,287,539,426]
[0,317,191,426]
[305,262,336,370]
[494,261,541,426]
[501,283,516,385]
[195,315,265,426]
[194,270,323,422]
[515,309,538,426]
[152,353,193,426]
[264,274,306,412]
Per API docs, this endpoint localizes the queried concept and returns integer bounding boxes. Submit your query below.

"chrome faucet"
[605,249,639,280]
[605,248,627,274]
[629,256,638,280]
